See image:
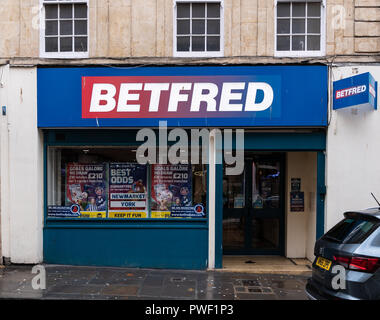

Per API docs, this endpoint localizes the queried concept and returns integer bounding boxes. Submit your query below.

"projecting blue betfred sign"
[37,66,328,128]
[333,72,378,111]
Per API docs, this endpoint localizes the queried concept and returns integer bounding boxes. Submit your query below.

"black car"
[306,208,380,300]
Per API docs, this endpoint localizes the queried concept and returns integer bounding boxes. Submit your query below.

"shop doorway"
[222,152,285,255]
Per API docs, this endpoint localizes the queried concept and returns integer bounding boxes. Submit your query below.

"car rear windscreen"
[322,217,379,244]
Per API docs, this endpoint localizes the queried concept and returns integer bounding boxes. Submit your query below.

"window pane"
[75,36,87,52]
[322,218,379,244]
[45,4,58,19]
[177,3,190,18]
[307,35,320,50]
[192,36,205,51]
[253,160,281,209]
[177,19,190,34]
[46,20,58,36]
[60,37,72,52]
[45,37,58,52]
[47,148,207,220]
[277,19,290,34]
[75,20,87,35]
[292,19,305,34]
[177,36,190,51]
[251,218,280,249]
[277,3,290,17]
[192,19,205,34]
[277,35,290,51]
[292,3,305,17]
[47,148,140,219]
[207,3,220,18]
[292,35,305,50]
[192,3,205,18]
[60,4,72,19]
[308,2,321,17]
[207,19,220,34]
[223,217,245,249]
[223,165,245,209]
[60,20,72,35]
[207,36,220,51]
[307,18,320,33]
[74,4,87,18]
[151,164,207,219]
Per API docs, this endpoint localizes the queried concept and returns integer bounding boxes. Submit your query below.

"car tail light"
[350,257,380,272]
[333,255,380,273]
[333,256,350,268]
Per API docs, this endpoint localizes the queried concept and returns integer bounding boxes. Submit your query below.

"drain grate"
[247,287,273,294]
[247,287,262,293]
[171,277,186,283]
[234,286,246,292]
[235,279,274,295]
[234,286,274,295]
[241,279,260,287]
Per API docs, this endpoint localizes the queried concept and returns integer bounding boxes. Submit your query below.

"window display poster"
[108,163,148,218]
[291,178,301,192]
[290,191,305,212]
[151,164,205,218]
[65,163,107,218]
[234,194,245,208]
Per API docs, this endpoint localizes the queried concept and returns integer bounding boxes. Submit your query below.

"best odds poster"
[108,163,148,218]
[65,163,107,218]
[151,164,205,218]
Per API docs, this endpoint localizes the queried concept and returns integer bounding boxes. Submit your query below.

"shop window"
[275,0,325,57]
[174,1,223,57]
[40,0,88,58]
[47,147,207,219]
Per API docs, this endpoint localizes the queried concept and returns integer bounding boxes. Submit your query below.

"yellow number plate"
[316,256,332,271]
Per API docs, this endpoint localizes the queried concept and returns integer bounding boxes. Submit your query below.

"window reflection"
[252,160,280,209]
[223,170,245,209]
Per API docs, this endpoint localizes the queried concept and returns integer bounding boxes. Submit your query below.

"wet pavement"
[0,264,310,300]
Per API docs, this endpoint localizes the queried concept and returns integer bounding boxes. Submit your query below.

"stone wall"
[0,0,378,63]
[354,0,380,52]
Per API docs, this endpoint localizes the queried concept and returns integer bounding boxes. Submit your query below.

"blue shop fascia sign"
[333,72,378,111]
[37,65,328,128]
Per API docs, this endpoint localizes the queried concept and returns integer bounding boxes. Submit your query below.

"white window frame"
[274,0,326,57]
[173,0,224,58]
[39,0,89,59]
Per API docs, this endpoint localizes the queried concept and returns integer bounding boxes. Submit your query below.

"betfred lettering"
[335,85,366,99]
[82,76,274,119]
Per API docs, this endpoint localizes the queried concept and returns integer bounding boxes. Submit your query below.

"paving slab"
[101,284,139,297]
[0,264,310,300]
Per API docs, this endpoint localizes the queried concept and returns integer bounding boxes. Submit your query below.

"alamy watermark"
[331,5,346,31]
[135,121,244,176]
[331,265,346,290]
[31,265,46,290]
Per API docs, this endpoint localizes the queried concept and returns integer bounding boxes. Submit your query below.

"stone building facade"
[0,1,379,268]
[0,0,378,64]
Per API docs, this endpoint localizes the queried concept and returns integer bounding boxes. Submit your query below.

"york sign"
[82,76,275,119]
